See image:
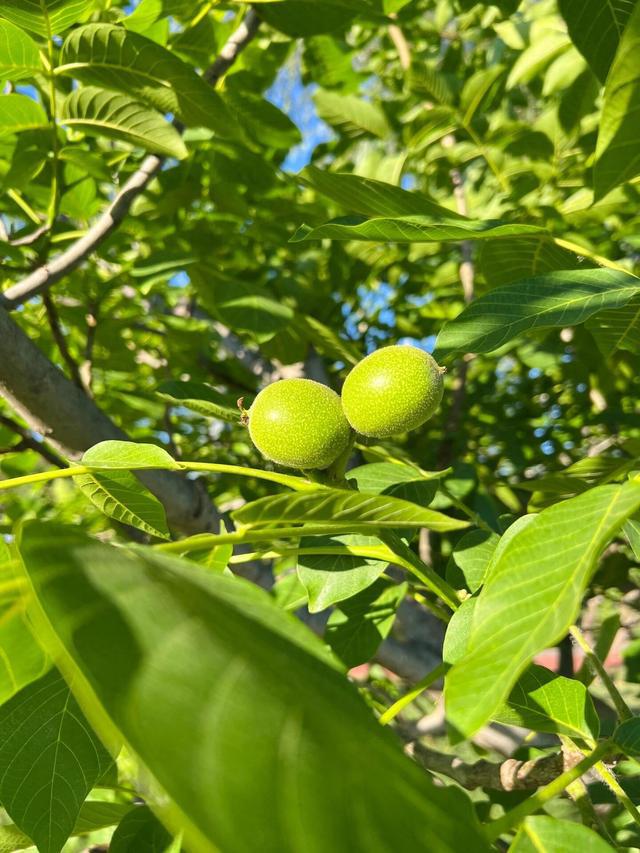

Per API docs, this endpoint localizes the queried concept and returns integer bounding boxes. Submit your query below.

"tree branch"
[406,741,583,791]
[43,293,87,393]
[0,413,67,469]
[0,8,260,311]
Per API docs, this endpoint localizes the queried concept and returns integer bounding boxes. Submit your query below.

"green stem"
[0,461,317,493]
[593,759,640,830]
[7,189,41,225]
[379,663,446,725]
[380,531,460,611]
[438,484,494,534]
[229,544,396,565]
[40,6,59,227]
[483,741,612,842]
[463,122,510,194]
[569,624,632,721]
[154,525,379,553]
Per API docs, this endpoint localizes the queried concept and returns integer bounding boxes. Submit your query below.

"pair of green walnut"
[248,345,445,471]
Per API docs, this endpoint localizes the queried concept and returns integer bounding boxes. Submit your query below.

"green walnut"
[248,378,352,470]
[341,345,444,438]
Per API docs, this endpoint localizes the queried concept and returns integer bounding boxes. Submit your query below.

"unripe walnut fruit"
[341,345,444,438]
[248,378,352,470]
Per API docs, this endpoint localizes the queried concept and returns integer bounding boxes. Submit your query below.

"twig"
[0,9,260,310]
[2,223,50,247]
[406,741,582,791]
[0,413,66,468]
[43,293,87,393]
[388,13,411,71]
[569,624,632,721]
[79,299,100,395]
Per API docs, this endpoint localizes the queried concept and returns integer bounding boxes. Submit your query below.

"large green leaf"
[494,664,600,741]
[58,24,241,139]
[73,470,171,540]
[446,529,500,593]
[0,0,94,36]
[313,89,390,138]
[297,533,389,613]
[346,461,440,506]
[233,488,469,532]
[558,0,638,83]
[0,94,48,135]
[613,716,640,757]
[445,480,640,739]
[0,541,48,707]
[18,522,489,853]
[0,669,112,853]
[199,277,294,343]
[291,215,545,244]
[508,816,615,852]
[325,578,407,669]
[594,2,640,198]
[587,294,640,356]
[434,269,640,358]
[299,166,465,219]
[0,19,42,82]
[60,87,187,159]
[156,381,241,422]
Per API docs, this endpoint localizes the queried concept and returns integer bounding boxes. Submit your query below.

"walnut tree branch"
[0,8,260,311]
[405,741,583,791]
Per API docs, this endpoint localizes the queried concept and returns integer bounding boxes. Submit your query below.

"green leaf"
[446,529,500,593]
[0,669,112,853]
[0,804,130,853]
[198,277,294,343]
[110,806,172,853]
[460,65,506,126]
[0,19,42,82]
[74,470,171,540]
[256,2,355,37]
[19,522,489,853]
[233,488,469,532]
[0,0,95,36]
[613,716,640,758]
[314,89,390,138]
[58,24,241,139]
[326,578,407,668]
[494,664,600,740]
[60,87,187,160]
[346,461,439,506]
[558,0,638,83]
[0,540,48,707]
[297,533,389,613]
[507,31,570,89]
[508,815,615,852]
[299,165,465,219]
[0,94,48,135]
[587,295,640,356]
[291,215,545,244]
[445,480,640,740]
[82,440,179,470]
[477,236,586,287]
[434,269,640,358]
[156,381,241,422]
[594,2,640,198]
[296,314,361,365]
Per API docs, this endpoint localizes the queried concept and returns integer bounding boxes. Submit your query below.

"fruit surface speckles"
[341,345,444,438]
[249,378,352,470]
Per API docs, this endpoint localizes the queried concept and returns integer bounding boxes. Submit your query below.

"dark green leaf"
[0,669,112,853]
[300,166,465,219]
[446,529,500,593]
[508,815,615,851]
[435,269,640,358]
[326,579,407,668]
[558,0,638,83]
[110,806,172,853]
[297,533,389,612]
[594,3,640,198]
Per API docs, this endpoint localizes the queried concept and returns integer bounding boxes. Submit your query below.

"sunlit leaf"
[60,87,187,159]
[0,19,42,82]
[558,0,638,83]
[508,816,615,852]
[445,481,640,739]
[0,94,48,135]
[82,440,179,470]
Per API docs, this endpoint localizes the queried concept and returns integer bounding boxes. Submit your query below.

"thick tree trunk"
[0,307,219,535]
